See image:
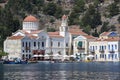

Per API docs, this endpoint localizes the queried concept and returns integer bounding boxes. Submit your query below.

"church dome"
[22,15,39,30]
[23,15,38,22]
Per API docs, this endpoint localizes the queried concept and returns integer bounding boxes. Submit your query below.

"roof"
[84,35,96,39]
[100,32,110,36]
[48,31,63,38]
[30,30,42,34]
[23,15,38,22]
[95,37,120,41]
[48,32,59,35]
[49,35,64,38]
[69,25,88,36]
[8,36,24,40]
[69,29,88,35]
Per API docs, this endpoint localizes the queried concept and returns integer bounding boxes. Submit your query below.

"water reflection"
[3,62,120,80]
[0,64,4,80]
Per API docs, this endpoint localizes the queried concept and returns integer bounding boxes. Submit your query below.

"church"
[4,15,89,61]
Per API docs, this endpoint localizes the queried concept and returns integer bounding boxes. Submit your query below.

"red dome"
[23,15,38,22]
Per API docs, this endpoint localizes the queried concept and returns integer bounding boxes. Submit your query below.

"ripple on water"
[2,62,120,80]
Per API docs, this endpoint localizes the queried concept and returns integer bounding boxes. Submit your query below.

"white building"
[89,32,120,62]
[73,35,95,61]
[4,15,88,61]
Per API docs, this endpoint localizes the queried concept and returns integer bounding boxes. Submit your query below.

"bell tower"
[59,15,68,37]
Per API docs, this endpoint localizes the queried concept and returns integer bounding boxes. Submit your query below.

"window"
[51,41,53,47]
[66,43,68,47]
[115,54,117,59]
[104,46,106,50]
[104,54,106,59]
[23,50,24,53]
[112,45,114,50]
[115,45,117,49]
[96,55,97,59]
[78,41,82,49]
[108,54,110,59]
[99,46,101,50]
[42,42,44,47]
[108,45,110,50]
[58,42,60,47]
[22,42,24,47]
[38,42,40,49]
[96,46,97,50]
[34,42,36,47]
[102,46,104,50]
[26,42,27,47]
[29,42,31,47]
[93,46,95,51]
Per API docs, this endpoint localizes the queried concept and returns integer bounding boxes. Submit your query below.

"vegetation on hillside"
[0,0,120,49]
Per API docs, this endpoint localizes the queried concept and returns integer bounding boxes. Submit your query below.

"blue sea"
[0,62,120,80]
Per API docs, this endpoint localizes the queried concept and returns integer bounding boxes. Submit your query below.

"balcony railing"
[109,50,115,53]
[77,47,85,50]
[99,49,105,53]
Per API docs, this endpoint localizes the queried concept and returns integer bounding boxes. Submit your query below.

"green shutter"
[78,41,82,47]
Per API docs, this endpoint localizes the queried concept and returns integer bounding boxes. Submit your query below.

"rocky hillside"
[0,0,120,48]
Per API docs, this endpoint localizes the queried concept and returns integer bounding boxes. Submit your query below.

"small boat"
[3,60,28,64]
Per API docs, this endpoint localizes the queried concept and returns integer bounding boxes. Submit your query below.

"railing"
[89,49,95,55]
[77,47,85,50]
[99,49,105,53]
[109,50,115,53]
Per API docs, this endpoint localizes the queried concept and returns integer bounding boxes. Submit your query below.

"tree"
[68,11,79,25]
[47,27,56,32]
[100,22,109,33]
[81,5,102,29]
[92,29,99,37]
[0,51,8,59]
[108,2,119,17]
[43,3,57,16]
[74,0,85,13]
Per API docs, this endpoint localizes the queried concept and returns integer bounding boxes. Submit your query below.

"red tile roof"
[48,31,59,35]
[100,32,110,36]
[23,15,38,22]
[69,26,88,35]
[84,35,96,39]
[49,35,64,38]
[95,37,120,41]
[30,30,42,34]
[8,36,24,40]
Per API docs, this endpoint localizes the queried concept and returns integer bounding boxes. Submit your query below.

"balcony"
[77,47,85,50]
[99,49,104,53]
[109,50,115,53]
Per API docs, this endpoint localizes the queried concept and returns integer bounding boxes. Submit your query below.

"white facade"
[4,39,22,60]
[4,15,91,61]
[23,22,39,30]
[89,32,120,62]
[73,35,95,61]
